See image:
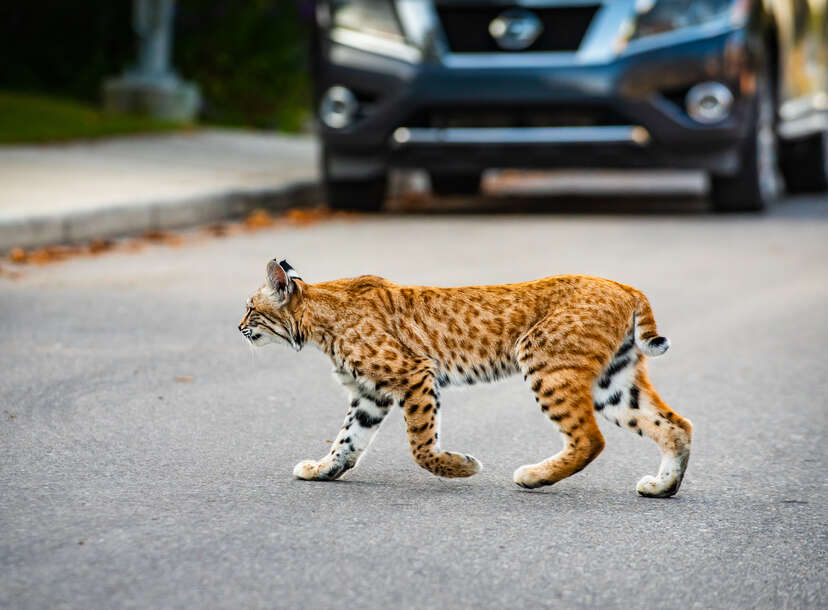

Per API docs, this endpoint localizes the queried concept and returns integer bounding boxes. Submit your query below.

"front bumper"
[317,25,757,177]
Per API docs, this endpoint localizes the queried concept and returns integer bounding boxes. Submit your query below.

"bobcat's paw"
[293,460,321,480]
[636,475,679,498]
[513,464,548,489]
[437,452,482,477]
[293,458,350,481]
[457,454,483,477]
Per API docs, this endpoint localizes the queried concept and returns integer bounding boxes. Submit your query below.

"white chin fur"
[250,334,277,347]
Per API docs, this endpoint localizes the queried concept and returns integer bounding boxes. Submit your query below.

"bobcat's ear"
[266,258,301,299]
[266,259,290,296]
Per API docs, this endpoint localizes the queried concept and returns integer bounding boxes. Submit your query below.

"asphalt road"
[2,190,827,609]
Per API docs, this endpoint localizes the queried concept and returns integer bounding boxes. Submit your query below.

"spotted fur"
[239,259,692,497]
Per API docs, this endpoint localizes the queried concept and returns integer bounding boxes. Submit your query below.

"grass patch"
[0,91,192,143]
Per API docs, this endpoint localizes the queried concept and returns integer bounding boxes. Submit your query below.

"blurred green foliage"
[0,1,311,132]
[0,1,134,103]
[0,92,191,143]
[175,1,311,131]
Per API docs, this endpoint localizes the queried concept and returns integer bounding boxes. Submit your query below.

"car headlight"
[321,0,404,42]
[630,0,733,40]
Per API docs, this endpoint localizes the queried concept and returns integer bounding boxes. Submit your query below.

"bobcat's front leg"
[293,378,391,481]
[399,365,482,478]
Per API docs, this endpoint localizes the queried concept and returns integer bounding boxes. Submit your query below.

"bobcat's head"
[238,259,304,350]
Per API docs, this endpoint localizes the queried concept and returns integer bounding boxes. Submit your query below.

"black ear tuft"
[278,259,302,282]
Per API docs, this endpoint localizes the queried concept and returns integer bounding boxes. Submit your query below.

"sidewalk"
[0,129,319,251]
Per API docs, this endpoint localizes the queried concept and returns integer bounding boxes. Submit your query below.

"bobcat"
[239,259,692,497]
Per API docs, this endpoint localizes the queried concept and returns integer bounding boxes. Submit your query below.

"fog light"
[392,127,411,144]
[686,82,733,124]
[320,86,358,129]
[630,126,651,145]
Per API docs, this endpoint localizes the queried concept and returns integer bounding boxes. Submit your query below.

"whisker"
[242,334,256,361]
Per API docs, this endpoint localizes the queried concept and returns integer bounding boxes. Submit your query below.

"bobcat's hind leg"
[633,373,691,498]
[513,318,612,489]
[294,371,391,481]
[513,375,606,489]
[399,364,481,478]
[594,352,692,497]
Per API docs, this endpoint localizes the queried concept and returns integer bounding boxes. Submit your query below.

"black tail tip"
[644,336,671,356]
[649,337,668,349]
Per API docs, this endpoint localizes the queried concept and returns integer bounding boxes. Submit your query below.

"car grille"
[436,4,600,53]
[406,105,629,129]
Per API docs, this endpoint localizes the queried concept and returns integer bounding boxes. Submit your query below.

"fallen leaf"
[244,209,275,229]
[286,206,351,226]
[143,229,172,241]
[22,245,82,265]
[88,238,114,254]
[8,247,26,263]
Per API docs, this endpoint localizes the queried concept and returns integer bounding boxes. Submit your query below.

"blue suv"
[311,0,828,211]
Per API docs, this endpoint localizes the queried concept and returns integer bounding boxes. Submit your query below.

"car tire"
[430,171,483,196]
[779,131,828,193]
[322,151,387,211]
[710,74,780,212]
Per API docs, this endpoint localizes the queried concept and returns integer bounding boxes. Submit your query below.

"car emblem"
[489,8,543,51]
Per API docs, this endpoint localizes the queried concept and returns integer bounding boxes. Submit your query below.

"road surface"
[2,190,826,609]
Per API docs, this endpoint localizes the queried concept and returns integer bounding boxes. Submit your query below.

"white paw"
[636,475,659,494]
[466,455,483,475]
[293,460,319,480]
[636,474,678,498]
[513,464,541,489]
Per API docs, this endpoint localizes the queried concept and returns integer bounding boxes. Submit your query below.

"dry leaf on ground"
[244,209,275,229]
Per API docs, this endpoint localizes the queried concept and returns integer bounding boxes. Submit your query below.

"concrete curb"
[0,180,321,252]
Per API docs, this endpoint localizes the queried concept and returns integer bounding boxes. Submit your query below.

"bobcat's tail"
[633,291,670,357]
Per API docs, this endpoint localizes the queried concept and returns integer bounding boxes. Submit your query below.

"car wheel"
[710,74,780,212]
[322,152,387,212]
[430,171,483,196]
[779,131,828,193]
